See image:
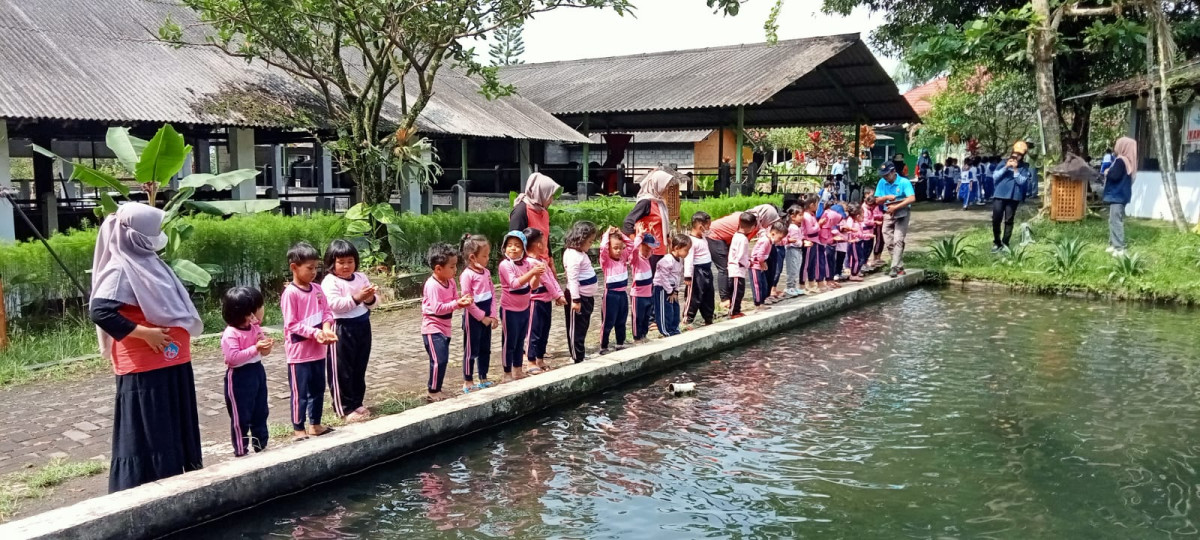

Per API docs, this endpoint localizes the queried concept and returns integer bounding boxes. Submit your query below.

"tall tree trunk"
[1030,0,1064,165]
[1144,5,1189,231]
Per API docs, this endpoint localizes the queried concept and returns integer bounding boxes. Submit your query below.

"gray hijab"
[91,203,203,359]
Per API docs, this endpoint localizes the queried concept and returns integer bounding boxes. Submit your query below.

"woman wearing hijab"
[705,204,780,307]
[89,203,205,492]
[621,169,678,272]
[1104,136,1137,257]
[509,173,561,243]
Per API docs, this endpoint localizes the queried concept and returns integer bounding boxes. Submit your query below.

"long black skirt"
[110,362,204,493]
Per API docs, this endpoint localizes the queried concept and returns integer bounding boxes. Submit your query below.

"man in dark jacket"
[990,146,1032,253]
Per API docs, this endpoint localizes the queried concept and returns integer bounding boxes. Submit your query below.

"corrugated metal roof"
[1068,58,1200,105]
[585,130,712,144]
[500,34,919,129]
[0,0,588,142]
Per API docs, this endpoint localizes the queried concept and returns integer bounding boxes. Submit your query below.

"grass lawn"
[911,211,1200,304]
[0,458,107,520]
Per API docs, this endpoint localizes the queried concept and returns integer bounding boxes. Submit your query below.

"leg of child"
[654,286,670,337]
[462,313,475,392]
[750,269,764,308]
[249,362,269,453]
[699,267,715,324]
[303,359,328,436]
[478,312,492,385]
[509,308,530,379]
[614,293,629,346]
[600,291,614,351]
[529,300,551,371]
[668,296,681,335]
[224,366,251,457]
[423,333,449,399]
[350,318,372,416]
[288,363,308,439]
[729,277,745,317]
[785,247,799,291]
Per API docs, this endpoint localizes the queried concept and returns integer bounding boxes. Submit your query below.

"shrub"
[993,245,1032,268]
[1046,238,1088,277]
[1106,252,1146,285]
[929,235,971,267]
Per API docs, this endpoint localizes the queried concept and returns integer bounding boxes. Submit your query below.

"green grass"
[911,214,1200,303]
[265,391,426,440]
[0,458,107,520]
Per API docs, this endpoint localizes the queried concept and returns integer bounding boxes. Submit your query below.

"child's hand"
[256,338,274,356]
[457,294,473,307]
[355,285,378,303]
[607,226,619,235]
[571,301,582,314]
[554,296,567,307]
[668,293,678,303]
[485,317,499,329]
[803,240,813,248]
[316,330,338,344]
[533,263,547,276]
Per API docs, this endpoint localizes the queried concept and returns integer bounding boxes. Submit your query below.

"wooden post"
[0,275,8,350]
[734,105,745,190]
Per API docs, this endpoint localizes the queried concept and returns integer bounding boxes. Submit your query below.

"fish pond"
[189,288,1200,539]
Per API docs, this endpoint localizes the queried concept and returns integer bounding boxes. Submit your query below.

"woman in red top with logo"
[89,203,204,493]
[621,168,679,273]
[704,204,780,308]
[509,172,560,245]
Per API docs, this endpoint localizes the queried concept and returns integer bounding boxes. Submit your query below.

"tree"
[164,0,631,205]
[489,23,526,66]
[912,72,1039,156]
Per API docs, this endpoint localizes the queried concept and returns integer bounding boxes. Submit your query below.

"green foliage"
[1046,237,1088,277]
[929,235,971,267]
[914,212,1200,303]
[173,0,631,204]
[345,202,404,268]
[993,244,1031,269]
[488,22,526,66]
[911,72,1036,156]
[1106,252,1146,285]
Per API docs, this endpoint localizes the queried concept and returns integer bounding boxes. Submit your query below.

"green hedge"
[1,195,781,316]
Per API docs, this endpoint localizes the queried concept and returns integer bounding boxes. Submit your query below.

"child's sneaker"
[599,348,611,355]
[613,344,627,351]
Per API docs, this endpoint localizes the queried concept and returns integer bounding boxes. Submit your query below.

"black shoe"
[887,267,905,278]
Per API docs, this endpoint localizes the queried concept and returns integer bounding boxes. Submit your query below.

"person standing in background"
[1104,137,1137,257]
[990,143,1033,253]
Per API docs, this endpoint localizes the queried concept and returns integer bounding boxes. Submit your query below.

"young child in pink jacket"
[421,243,473,400]
[221,287,273,456]
[321,240,377,422]
[727,212,756,319]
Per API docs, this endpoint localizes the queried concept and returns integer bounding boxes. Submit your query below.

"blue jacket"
[1102,158,1132,205]
[992,164,1030,201]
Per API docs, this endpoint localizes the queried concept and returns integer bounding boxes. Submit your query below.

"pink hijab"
[514,173,560,211]
[91,203,203,359]
[1114,136,1137,180]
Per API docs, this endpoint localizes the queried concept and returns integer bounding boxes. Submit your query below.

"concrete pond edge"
[0,271,924,540]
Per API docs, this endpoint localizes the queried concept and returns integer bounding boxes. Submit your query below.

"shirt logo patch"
[164,342,180,360]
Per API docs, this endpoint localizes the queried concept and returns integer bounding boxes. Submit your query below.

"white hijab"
[91,203,203,359]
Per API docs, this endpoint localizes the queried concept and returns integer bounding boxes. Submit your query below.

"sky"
[506,0,899,80]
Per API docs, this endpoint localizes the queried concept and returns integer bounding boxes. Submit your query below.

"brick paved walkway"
[0,204,988,519]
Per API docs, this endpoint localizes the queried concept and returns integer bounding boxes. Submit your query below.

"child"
[958,157,976,210]
[281,242,336,440]
[421,243,473,400]
[221,287,272,456]
[864,195,885,271]
[783,205,806,297]
[524,227,564,373]
[932,163,945,201]
[563,221,600,362]
[683,212,716,327]
[818,202,843,290]
[653,234,690,336]
[727,212,755,319]
[321,240,377,423]
[842,203,865,282]
[600,226,633,354]
[460,234,498,392]
[630,231,657,343]
[801,196,823,295]
[752,222,788,309]
[498,231,544,381]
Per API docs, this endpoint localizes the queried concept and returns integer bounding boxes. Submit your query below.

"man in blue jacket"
[990,148,1032,253]
[874,163,916,277]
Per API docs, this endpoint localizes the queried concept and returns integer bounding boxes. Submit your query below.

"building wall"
[1127,171,1200,223]
[692,130,752,171]
[565,143,695,169]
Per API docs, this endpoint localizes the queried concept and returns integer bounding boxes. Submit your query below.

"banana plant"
[32,124,273,289]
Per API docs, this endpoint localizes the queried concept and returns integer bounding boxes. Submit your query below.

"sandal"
[292,433,309,442]
[477,381,495,389]
[306,425,334,437]
[526,367,544,375]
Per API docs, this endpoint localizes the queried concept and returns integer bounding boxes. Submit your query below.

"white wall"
[1127,171,1200,223]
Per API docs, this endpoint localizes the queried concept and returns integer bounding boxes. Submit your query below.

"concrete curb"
[0,271,923,540]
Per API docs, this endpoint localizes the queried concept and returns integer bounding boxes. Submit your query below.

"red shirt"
[110,305,192,375]
[707,213,759,245]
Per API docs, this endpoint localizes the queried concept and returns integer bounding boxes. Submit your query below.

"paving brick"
[73,421,101,432]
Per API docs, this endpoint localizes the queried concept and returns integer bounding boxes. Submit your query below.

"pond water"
[189,289,1200,539]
